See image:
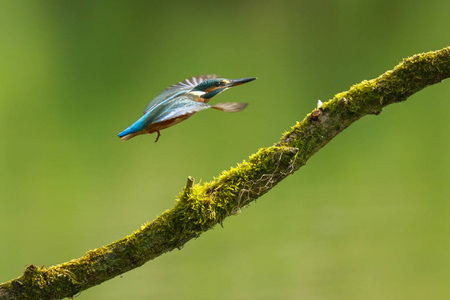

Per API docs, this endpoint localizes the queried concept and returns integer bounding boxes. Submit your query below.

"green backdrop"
[1,1,449,299]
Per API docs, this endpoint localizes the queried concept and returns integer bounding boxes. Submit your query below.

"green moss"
[2,47,450,300]
[4,264,82,299]
[145,146,301,248]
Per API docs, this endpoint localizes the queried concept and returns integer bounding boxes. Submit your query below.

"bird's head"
[193,77,256,99]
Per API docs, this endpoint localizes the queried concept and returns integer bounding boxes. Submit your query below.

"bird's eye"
[218,81,225,87]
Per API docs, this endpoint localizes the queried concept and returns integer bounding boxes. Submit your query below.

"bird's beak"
[228,77,257,87]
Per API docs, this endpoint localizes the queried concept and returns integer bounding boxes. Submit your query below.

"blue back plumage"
[143,75,218,114]
[117,113,150,137]
[119,75,218,138]
[118,89,212,137]
[117,74,254,140]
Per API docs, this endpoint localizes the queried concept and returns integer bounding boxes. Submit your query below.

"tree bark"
[1,47,449,300]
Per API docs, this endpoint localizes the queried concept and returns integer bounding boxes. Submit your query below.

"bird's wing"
[144,74,218,114]
[151,96,211,123]
[118,96,209,138]
[164,74,219,92]
[211,102,248,112]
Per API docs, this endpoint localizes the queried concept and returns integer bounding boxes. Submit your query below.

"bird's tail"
[119,133,140,142]
[211,102,248,112]
[118,127,141,142]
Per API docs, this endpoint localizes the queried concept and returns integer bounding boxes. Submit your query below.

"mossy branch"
[1,47,450,300]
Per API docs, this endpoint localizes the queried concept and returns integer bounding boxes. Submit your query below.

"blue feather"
[117,113,149,137]
[118,95,210,138]
[117,75,254,141]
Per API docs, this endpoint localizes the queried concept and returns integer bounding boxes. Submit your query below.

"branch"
[2,47,450,300]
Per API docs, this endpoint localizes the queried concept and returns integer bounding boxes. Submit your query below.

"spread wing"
[151,96,211,123]
[163,74,219,93]
[143,74,218,114]
[118,95,210,138]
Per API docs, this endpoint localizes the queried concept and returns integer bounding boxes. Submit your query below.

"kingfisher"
[118,74,256,142]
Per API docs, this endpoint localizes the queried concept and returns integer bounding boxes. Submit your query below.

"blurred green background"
[1,1,449,299]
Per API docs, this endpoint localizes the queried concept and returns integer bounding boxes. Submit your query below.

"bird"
[118,74,256,142]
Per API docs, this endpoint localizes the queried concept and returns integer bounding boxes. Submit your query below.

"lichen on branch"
[1,47,449,300]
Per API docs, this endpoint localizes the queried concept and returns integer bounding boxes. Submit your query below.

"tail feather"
[118,126,142,142]
[120,132,140,142]
[118,113,149,141]
[211,102,248,112]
